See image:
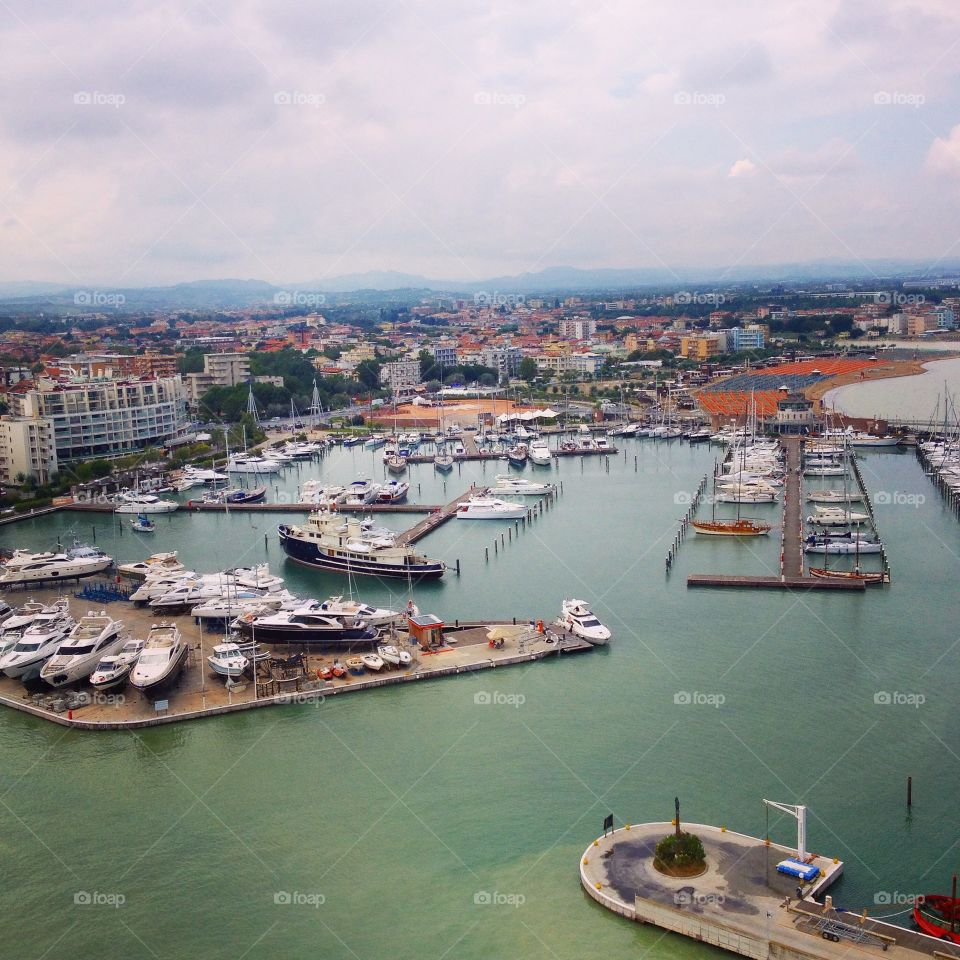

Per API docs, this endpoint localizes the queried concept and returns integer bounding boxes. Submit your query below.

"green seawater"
[0,440,957,959]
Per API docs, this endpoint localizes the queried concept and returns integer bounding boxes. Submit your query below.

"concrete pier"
[581,822,958,960]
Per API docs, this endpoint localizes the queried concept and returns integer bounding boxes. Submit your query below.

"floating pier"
[581,821,959,960]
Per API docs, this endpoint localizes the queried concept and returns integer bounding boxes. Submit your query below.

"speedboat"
[379,480,409,503]
[129,623,189,696]
[491,476,554,496]
[312,596,401,627]
[806,490,864,504]
[299,481,346,507]
[232,563,285,592]
[207,642,250,679]
[506,445,528,467]
[338,478,382,506]
[0,544,113,586]
[528,439,552,465]
[130,514,156,533]
[360,653,385,672]
[89,638,144,690]
[114,491,178,514]
[235,604,378,647]
[118,552,185,580]
[0,600,75,680]
[456,496,527,520]
[377,644,412,668]
[560,599,611,644]
[40,611,126,687]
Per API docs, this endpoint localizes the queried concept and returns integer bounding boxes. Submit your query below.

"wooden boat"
[808,566,885,585]
[692,518,771,537]
[913,895,960,943]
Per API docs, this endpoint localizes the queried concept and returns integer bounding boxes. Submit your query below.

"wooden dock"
[394,486,486,545]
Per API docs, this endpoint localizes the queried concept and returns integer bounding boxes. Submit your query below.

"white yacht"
[528,439,553,465]
[311,596,402,627]
[807,507,869,526]
[456,496,527,520]
[150,576,245,614]
[0,545,113,586]
[299,481,346,506]
[89,638,144,690]
[129,570,197,605]
[40,612,126,687]
[806,490,864,504]
[226,454,282,475]
[338,478,382,506]
[113,492,178,514]
[491,475,555,496]
[0,600,75,680]
[191,590,298,621]
[129,623,189,695]
[560,599,611,644]
[377,644,412,667]
[207,642,250,679]
[117,552,186,581]
[232,563,285,592]
[0,600,46,659]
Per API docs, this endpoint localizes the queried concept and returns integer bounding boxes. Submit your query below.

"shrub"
[654,831,706,870]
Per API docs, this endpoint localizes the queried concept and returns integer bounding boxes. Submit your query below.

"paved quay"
[581,822,957,960]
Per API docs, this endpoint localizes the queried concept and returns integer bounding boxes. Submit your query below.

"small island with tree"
[653,797,707,878]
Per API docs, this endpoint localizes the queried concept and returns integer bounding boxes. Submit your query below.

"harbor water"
[0,439,958,959]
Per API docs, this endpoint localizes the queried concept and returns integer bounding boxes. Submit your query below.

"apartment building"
[558,318,597,340]
[380,359,422,392]
[0,416,58,484]
[680,335,722,361]
[7,374,188,463]
[183,352,251,407]
[429,342,458,367]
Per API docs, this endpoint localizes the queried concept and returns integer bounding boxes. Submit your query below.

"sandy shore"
[807,358,935,410]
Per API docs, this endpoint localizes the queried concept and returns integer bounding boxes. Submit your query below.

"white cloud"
[728,159,758,179]
[927,125,960,178]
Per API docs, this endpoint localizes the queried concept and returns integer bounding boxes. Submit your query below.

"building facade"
[7,375,188,464]
[0,416,58,484]
[558,318,597,340]
[429,342,458,367]
[380,359,422,392]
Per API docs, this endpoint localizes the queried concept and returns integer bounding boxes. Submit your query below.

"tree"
[519,357,538,381]
[355,359,382,390]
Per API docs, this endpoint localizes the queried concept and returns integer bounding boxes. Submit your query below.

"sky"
[2,0,960,287]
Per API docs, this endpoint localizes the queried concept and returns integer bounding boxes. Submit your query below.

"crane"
[763,799,808,861]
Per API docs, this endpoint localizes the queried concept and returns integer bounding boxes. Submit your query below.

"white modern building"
[184,352,251,407]
[558,318,597,340]
[380,359,421,392]
[429,342,458,367]
[0,416,58,485]
[6,375,188,464]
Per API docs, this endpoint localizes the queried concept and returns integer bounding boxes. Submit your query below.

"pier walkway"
[394,487,486,545]
[781,437,804,578]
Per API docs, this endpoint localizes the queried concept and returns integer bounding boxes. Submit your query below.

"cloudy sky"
[2,0,960,286]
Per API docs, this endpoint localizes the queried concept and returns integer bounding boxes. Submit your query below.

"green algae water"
[1,440,958,959]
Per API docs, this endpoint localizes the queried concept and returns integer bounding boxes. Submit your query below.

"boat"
[506,444,528,467]
[0,599,47,645]
[226,454,282,474]
[806,507,869,526]
[433,453,454,473]
[235,604,378,647]
[150,577,248,614]
[201,485,267,505]
[803,465,847,477]
[232,563,285,592]
[39,611,126,687]
[118,552,184,580]
[913,895,960,943]
[804,538,883,555]
[379,480,409,503]
[345,656,365,675]
[313,596,401,627]
[278,511,445,579]
[0,599,75,680]
[0,543,113,586]
[806,490,864,504]
[113,492,178,514]
[129,623,189,696]
[491,475,555,496]
[377,644,412,667]
[89,638,144,690]
[808,566,886,584]
[692,518,772,537]
[560,599,611,644]
[456,496,527,520]
[364,435,387,449]
[360,653,385,672]
[714,489,778,504]
[299,481,346,507]
[206,642,250,678]
[130,513,156,533]
[338,478,382,506]
[191,591,298,621]
[528,439,552,465]
[386,455,408,475]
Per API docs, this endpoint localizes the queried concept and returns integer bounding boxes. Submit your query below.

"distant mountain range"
[3,259,960,310]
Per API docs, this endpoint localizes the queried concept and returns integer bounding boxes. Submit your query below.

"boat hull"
[129,644,189,697]
[279,529,445,579]
[0,558,112,586]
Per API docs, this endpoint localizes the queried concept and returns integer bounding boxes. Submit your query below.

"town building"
[729,325,767,351]
[183,352,251,407]
[558,318,597,340]
[429,342,458,367]
[380,358,422,392]
[0,416,58,484]
[680,335,722,361]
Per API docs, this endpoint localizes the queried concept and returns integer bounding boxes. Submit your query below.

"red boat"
[914,895,960,943]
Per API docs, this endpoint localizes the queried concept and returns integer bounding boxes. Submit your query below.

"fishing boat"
[129,623,189,696]
[913,895,960,943]
[130,514,156,533]
[278,511,445,579]
[89,638,144,690]
[433,453,454,473]
[560,599,611,644]
[206,642,250,679]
